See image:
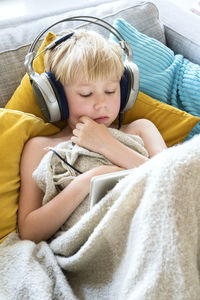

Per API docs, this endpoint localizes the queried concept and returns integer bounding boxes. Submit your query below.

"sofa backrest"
[0,1,165,108]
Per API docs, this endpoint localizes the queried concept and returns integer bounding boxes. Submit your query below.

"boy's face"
[64,77,121,129]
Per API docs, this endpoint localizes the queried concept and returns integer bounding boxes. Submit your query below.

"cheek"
[112,92,121,114]
[68,100,91,117]
[67,97,93,127]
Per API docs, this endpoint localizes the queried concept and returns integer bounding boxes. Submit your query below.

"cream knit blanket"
[0,134,200,300]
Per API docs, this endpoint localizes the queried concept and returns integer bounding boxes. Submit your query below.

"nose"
[94,94,107,110]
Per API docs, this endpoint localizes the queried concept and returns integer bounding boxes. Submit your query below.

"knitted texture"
[112,18,200,139]
[1,134,200,299]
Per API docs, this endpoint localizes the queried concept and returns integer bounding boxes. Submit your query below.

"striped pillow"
[112,18,200,138]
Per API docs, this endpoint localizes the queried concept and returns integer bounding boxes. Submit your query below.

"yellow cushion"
[123,91,199,147]
[0,109,59,243]
[5,32,199,146]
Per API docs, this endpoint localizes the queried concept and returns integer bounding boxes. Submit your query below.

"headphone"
[24,16,139,124]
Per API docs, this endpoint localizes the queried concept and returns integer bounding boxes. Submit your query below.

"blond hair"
[44,30,124,85]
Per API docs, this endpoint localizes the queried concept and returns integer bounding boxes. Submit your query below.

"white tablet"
[89,169,135,209]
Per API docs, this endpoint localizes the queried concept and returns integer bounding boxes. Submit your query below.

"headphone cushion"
[120,68,131,112]
[45,72,69,120]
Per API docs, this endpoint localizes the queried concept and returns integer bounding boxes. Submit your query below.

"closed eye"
[80,93,92,98]
[105,90,115,95]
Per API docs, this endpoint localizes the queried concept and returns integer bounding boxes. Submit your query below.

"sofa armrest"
[164,26,200,65]
[150,0,200,65]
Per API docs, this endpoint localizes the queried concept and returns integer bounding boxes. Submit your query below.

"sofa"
[0,1,200,299]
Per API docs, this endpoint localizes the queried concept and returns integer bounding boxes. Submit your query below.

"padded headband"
[24,16,133,78]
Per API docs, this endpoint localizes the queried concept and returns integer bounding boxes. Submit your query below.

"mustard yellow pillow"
[123,91,199,147]
[0,109,59,243]
[5,32,199,147]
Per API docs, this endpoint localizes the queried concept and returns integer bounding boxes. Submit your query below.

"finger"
[78,116,87,123]
[72,128,79,137]
[79,116,92,124]
[76,122,84,130]
[70,136,77,144]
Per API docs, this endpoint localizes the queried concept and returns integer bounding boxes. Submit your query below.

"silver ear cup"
[31,79,51,120]
[30,73,62,122]
[122,60,139,112]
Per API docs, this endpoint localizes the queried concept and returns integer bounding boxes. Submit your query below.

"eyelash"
[80,91,115,98]
[80,93,92,98]
[106,91,115,95]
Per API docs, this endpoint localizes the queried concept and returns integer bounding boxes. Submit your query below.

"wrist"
[100,136,121,160]
[98,134,117,157]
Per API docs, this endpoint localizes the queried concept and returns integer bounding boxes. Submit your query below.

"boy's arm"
[18,138,121,243]
[71,117,166,169]
[122,119,167,158]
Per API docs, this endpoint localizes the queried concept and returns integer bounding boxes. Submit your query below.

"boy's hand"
[71,116,115,154]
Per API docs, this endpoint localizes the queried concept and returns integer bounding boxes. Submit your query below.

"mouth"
[94,116,109,124]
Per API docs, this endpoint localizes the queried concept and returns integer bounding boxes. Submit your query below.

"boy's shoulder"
[23,131,71,163]
[25,135,52,151]
[22,136,51,165]
[24,133,69,157]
